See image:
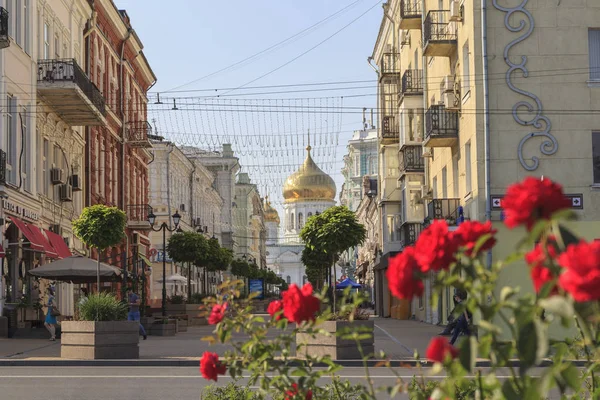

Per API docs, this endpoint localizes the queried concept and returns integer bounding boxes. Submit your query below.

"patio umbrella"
[157,273,190,284]
[335,278,362,290]
[28,255,122,283]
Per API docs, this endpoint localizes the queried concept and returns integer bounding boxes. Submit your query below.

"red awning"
[9,217,44,252]
[44,229,72,259]
[0,244,5,257]
[27,225,58,259]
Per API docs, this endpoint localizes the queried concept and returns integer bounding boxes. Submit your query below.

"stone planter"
[149,322,176,336]
[296,320,374,360]
[185,304,207,319]
[190,317,208,326]
[165,304,186,316]
[61,321,140,360]
[140,317,155,333]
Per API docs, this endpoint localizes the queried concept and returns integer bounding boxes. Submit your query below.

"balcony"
[382,115,399,142]
[380,53,400,83]
[401,223,424,246]
[37,59,106,126]
[427,198,460,224]
[127,121,153,148]
[399,145,424,176]
[0,8,9,49]
[399,0,422,30]
[401,69,423,97]
[424,105,459,148]
[126,204,153,230]
[423,11,457,57]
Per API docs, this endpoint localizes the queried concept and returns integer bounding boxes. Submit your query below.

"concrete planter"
[165,304,186,316]
[296,320,374,360]
[140,317,155,333]
[61,321,140,360]
[149,322,176,336]
[185,304,207,319]
[190,317,208,326]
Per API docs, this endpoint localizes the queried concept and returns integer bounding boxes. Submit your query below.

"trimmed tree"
[197,238,232,294]
[166,231,208,300]
[300,206,366,312]
[72,205,127,291]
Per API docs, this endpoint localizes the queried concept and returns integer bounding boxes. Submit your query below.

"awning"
[0,244,5,257]
[44,229,72,259]
[138,252,152,266]
[9,217,44,252]
[27,225,58,259]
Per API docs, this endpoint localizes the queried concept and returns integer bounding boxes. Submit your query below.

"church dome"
[264,197,280,224]
[283,145,336,203]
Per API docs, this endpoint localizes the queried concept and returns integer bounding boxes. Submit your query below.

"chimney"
[222,144,234,157]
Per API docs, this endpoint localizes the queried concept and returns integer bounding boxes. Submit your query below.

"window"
[462,42,470,96]
[53,145,62,170]
[43,23,50,59]
[307,212,313,219]
[452,153,459,198]
[441,167,447,198]
[15,0,21,46]
[386,214,401,242]
[5,95,16,184]
[23,0,29,53]
[589,29,600,80]
[286,276,291,284]
[593,132,600,184]
[353,155,360,176]
[54,34,60,59]
[6,0,12,38]
[298,213,303,229]
[432,176,438,199]
[465,141,472,194]
[42,139,49,195]
[22,107,31,192]
[290,213,295,230]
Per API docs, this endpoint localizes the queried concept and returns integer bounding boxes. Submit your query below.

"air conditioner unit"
[49,224,63,236]
[59,184,73,202]
[70,174,82,191]
[50,168,64,185]
[443,92,461,110]
[442,75,455,92]
[450,1,463,22]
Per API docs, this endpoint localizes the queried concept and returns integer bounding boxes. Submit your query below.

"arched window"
[286,276,291,284]
[298,213,303,228]
[290,213,295,230]
[302,276,307,285]
[307,212,313,219]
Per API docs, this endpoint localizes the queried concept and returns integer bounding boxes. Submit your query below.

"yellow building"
[371,0,600,334]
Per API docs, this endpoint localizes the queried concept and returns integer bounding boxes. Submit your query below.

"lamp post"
[148,210,181,317]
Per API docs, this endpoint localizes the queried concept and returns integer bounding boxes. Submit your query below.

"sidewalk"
[0,317,442,365]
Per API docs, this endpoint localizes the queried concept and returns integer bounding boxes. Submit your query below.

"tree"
[196,238,232,294]
[72,205,127,290]
[166,231,208,300]
[301,245,338,290]
[300,206,366,312]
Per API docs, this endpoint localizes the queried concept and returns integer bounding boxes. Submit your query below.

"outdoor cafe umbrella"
[335,278,362,290]
[28,255,122,284]
[157,273,192,285]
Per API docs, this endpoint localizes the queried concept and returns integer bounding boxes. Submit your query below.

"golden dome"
[264,197,280,224]
[283,145,336,203]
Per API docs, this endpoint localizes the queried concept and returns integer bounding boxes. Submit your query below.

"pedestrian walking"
[44,287,59,341]
[126,287,147,340]
[78,287,89,307]
[438,289,466,336]
[449,291,472,345]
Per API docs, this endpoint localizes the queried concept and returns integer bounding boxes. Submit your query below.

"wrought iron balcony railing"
[401,69,423,95]
[425,105,459,141]
[127,121,153,148]
[400,0,422,19]
[0,7,9,49]
[401,222,424,246]
[424,11,457,45]
[401,145,424,173]
[427,198,460,224]
[382,115,399,139]
[380,53,400,76]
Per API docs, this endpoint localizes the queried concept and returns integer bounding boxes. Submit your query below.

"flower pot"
[296,320,375,360]
[60,321,140,360]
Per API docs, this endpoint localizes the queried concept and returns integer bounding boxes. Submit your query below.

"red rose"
[282,283,320,323]
[501,177,571,230]
[425,337,459,363]
[558,240,600,302]
[414,220,460,272]
[525,238,559,294]
[199,351,226,381]
[284,383,312,400]
[387,247,424,300]
[267,300,284,321]
[208,303,227,325]
[454,220,497,256]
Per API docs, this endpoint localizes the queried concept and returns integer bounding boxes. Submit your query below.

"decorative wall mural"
[492,0,558,171]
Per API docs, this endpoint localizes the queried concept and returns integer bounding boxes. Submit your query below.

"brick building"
[84,0,156,280]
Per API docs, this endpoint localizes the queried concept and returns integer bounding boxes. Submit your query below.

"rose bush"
[197,177,600,399]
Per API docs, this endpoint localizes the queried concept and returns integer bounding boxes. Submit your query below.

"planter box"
[185,304,207,319]
[190,317,208,326]
[296,320,374,360]
[140,317,155,332]
[165,304,186,316]
[61,321,140,360]
[150,322,176,336]
[175,318,188,333]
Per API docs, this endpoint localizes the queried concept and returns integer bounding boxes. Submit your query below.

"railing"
[0,149,6,185]
[382,115,399,139]
[0,7,9,49]
[427,198,460,223]
[37,59,106,116]
[425,105,459,139]
[401,223,424,246]
[127,121,152,145]
[423,11,457,46]
[401,69,423,95]
[400,0,422,19]
[401,145,424,172]
[127,204,153,223]
[380,53,400,75]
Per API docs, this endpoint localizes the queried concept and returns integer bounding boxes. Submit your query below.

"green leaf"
[517,321,538,371]
[554,224,580,250]
[560,364,580,390]
[459,335,477,372]
[501,380,521,400]
[500,286,516,302]
[539,296,574,319]
[477,319,502,334]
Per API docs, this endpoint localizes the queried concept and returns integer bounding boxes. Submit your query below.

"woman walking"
[44,287,58,341]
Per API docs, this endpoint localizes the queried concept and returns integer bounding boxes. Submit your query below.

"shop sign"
[2,199,39,221]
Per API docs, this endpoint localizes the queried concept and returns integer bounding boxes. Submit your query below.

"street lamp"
[148,210,181,317]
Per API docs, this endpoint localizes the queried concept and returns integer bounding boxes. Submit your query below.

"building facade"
[371,0,600,331]
[233,173,266,268]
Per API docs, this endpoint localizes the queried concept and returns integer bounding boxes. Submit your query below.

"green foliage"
[301,245,339,289]
[72,205,126,250]
[200,382,261,400]
[167,295,186,304]
[78,293,128,321]
[189,293,208,304]
[231,258,250,277]
[166,231,208,264]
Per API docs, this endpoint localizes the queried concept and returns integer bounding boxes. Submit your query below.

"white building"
[340,127,378,212]
[233,173,266,268]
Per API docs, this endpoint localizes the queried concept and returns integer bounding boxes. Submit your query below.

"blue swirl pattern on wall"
[492,0,558,171]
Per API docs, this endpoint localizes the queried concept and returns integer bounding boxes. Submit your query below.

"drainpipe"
[481,0,492,269]
[83,5,96,207]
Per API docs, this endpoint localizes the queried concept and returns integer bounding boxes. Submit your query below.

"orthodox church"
[265,138,337,287]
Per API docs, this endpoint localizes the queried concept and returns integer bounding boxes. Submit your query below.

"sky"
[116,0,383,216]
